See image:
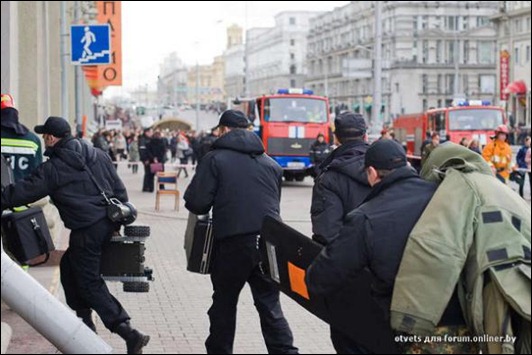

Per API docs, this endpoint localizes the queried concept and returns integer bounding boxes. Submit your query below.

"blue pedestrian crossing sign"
[71,24,111,65]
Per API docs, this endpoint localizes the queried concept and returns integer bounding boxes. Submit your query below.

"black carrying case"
[1,207,55,265]
[100,241,146,276]
[187,217,214,274]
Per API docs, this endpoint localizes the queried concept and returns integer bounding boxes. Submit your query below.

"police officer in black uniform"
[0,94,43,181]
[310,111,371,353]
[185,110,298,354]
[1,117,149,354]
[307,140,438,348]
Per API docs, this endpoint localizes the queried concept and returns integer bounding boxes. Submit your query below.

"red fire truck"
[393,100,507,167]
[233,89,331,181]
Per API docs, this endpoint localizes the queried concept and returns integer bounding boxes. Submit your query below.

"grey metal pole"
[1,242,112,354]
[453,29,460,97]
[60,1,69,120]
[74,1,83,136]
[195,60,200,130]
[372,1,383,132]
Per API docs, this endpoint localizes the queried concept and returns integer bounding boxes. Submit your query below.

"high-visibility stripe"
[1,146,37,156]
[1,138,39,151]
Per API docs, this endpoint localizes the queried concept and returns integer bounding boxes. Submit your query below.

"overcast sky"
[115,1,349,93]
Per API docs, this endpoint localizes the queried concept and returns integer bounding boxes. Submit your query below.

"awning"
[151,118,191,131]
[504,80,527,95]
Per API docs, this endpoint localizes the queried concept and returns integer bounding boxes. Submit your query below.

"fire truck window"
[266,98,327,123]
[448,109,503,131]
[264,99,271,121]
[429,112,446,134]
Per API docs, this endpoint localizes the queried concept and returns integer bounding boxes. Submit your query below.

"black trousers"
[206,235,298,354]
[518,172,531,198]
[330,327,371,354]
[60,218,130,332]
[142,163,154,192]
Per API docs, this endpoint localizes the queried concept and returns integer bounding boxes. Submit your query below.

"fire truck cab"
[393,100,507,168]
[233,89,331,181]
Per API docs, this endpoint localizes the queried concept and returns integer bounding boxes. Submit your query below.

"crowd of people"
[1,92,531,354]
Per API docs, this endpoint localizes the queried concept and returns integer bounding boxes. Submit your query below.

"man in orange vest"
[482,124,513,183]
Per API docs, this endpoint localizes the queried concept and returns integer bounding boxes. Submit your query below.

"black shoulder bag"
[1,155,54,266]
[82,164,135,225]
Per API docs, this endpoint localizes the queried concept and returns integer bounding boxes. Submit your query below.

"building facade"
[224,25,245,102]
[491,1,531,129]
[1,1,93,129]
[187,55,225,107]
[157,52,188,107]
[245,11,323,97]
[306,1,501,126]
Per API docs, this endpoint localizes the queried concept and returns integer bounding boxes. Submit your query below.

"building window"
[479,75,495,94]
[515,47,520,65]
[527,45,530,63]
[413,16,418,31]
[422,74,428,94]
[436,40,442,63]
[413,40,418,62]
[437,74,442,94]
[462,74,469,94]
[514,19,521,33]
[462,16,469,30]
[446,16,458,31]
[422,15,429,29]
[478,41,495,64]
[446,74,455,94]
[290,39,295,46]
[422,40,429,63]
[423,99,428,112]
[463,40,469,64]
[290,79,296,88]
[290,53,295,60]
[290,65,297,75]
[289,17,296,25]
[527,17,531,31]
[447,40,456,64]
[476,16,489,27]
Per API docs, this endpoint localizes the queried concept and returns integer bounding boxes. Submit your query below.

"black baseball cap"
[218,110,249,128]
[334,112,367,138]
[34,116,71,138]
[364,139,407,170]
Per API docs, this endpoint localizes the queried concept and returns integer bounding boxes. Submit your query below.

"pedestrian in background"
[128,134,140,174]
[309,133,331,177]
[185,110,298,354]
[421,132,440,166]
[482,125,513,183]
[516,136,531,198]
[139,128,154,192]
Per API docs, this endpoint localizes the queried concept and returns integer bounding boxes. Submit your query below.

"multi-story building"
[224,25,245,102]
[306,1,501,125]
[187,55,225,106]
[157,52,188,107]
[491,1,531,129]
[246,11,323,97]
[1,1,93,128]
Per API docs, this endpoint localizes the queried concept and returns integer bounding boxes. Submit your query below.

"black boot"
[115,321,150,354]
[76,309,97,333]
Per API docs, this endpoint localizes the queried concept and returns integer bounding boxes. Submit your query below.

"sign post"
[71,24,111,65]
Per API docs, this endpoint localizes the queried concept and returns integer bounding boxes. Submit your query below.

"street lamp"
[372,1,383,133]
